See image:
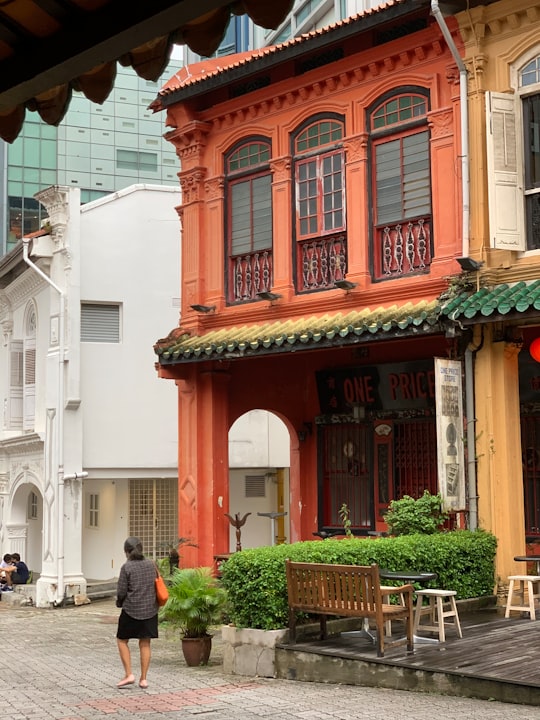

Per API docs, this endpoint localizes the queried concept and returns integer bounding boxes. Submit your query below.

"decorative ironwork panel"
[394,420,437,499]
[231,249,272,302]
[374,218,431,280]
[298,234,347,291]
[377,444,390,505]
[320,423,371,530]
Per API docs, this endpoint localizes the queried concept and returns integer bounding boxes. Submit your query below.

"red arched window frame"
[370,92,432,280]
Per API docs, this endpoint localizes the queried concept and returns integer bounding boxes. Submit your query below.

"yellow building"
[454,0,540,591]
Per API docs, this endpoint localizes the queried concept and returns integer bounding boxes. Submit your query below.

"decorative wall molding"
[428,108,454,139]
[270,157,291,181]
[4,270,44,309]
[204,39,450,132]
[343,134,368,163]
[204,176,225,201]
[179,168,207,204]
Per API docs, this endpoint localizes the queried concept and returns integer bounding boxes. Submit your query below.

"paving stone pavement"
[0,596,539,719]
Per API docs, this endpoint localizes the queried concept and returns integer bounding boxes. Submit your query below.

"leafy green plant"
[221,529,497,630]
[157,537,197,576]
[339,503,353,537]
[384,490,448,536]
[159,567,227,638]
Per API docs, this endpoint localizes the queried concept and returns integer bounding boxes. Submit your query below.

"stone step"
[2,578,117,607]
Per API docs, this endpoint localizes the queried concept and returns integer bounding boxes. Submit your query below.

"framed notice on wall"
[434,358,465,512]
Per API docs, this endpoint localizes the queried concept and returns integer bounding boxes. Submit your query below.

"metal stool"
[505,575,540,620]
[414,589,462,642]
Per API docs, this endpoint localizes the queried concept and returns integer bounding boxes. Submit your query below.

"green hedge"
[220,529,497,630]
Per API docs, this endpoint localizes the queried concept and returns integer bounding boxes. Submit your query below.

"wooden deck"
[275,605,540,706]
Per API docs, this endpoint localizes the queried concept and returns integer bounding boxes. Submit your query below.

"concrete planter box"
[222,625,289,677]
[221,617,363,678]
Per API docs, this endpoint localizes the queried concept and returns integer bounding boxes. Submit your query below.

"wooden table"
[379,569,439,644]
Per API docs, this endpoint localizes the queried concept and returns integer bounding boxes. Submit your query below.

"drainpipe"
[465,348,477,530]
[22,238,68,605]
[431,0,470,258]
[432,1,476,527]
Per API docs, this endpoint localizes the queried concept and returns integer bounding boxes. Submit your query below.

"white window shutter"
[485,91,525,250]
[23,338,35,431]
[9,341,23,429]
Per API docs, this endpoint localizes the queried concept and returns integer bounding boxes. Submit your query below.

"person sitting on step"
[10,553,29,586]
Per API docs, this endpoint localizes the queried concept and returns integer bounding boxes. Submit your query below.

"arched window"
[486,52,540,252]
[293,116,346,292]
[226,139,273,303]
[369,90,432,280]
[520,56,540,250]
[8,301,36,430]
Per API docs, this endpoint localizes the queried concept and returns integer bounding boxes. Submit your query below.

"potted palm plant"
[160,566,227,666]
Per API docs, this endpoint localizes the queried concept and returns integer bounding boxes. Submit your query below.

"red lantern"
[530,338,540,362]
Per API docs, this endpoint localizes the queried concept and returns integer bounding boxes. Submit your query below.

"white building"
[0,184,292,606]
[0,184,181,606]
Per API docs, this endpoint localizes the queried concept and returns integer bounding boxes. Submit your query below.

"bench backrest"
[285,560,383,613]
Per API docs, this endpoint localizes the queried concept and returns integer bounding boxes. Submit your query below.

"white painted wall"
[80,185,180,469]
[228,411,290,550]
[229,410,290,467]
[79,184,181,577]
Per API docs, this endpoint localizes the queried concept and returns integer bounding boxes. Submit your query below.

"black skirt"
[116,610,158,640]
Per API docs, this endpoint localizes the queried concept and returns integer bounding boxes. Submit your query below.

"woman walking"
[116,537,158,689]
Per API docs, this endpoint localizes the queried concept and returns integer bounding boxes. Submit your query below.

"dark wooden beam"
[0,0,231,108]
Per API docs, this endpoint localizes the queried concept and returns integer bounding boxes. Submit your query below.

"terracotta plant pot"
[181,635,212,666]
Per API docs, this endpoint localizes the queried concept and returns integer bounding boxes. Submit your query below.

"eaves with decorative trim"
[442,280,540,321]
[155,301,442,365]
[0,0,294,144]
[155,281,540,366]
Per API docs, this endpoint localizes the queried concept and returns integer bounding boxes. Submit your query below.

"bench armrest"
[382,583,414,595]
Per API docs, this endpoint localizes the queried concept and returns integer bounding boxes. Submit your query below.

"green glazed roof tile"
[155,300,441,364]
[441,280,540,320]
[154,281,540,365]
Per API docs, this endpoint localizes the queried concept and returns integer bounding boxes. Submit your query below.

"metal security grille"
[521,415,540,536]
[321,423,371,530]
[129,478,178,559]
[394,420,437,498]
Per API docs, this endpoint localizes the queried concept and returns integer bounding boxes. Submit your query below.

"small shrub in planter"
[384,490,448,535]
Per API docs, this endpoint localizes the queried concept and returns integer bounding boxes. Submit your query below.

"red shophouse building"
[153,0,468,567]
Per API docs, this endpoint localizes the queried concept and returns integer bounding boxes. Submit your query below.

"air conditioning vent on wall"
[245,475,266,498]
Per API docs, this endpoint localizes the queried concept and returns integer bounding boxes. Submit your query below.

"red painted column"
[197,368,231,567]
[177,367,231,568]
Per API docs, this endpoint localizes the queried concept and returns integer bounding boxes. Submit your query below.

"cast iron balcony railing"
[297,234,347,292]
[230,249,273,302]
[373,218,431,280]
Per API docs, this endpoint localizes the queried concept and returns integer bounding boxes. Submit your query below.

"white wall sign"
[434,358,465,512]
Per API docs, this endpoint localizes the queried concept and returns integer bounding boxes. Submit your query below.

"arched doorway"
[8,478,43,575]
[228,409,290,550]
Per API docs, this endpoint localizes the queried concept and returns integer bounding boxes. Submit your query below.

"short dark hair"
[11,553,20,562]
[3,554,11,563]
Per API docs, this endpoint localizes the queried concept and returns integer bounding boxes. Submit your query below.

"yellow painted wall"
[456,0,540,590]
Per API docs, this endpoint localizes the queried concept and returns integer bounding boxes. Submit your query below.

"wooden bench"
[285,560,414,657]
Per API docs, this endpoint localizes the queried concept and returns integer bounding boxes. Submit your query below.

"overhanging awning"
[155,301,443,365]
[154,281,540,367]
[0,0,293,143]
